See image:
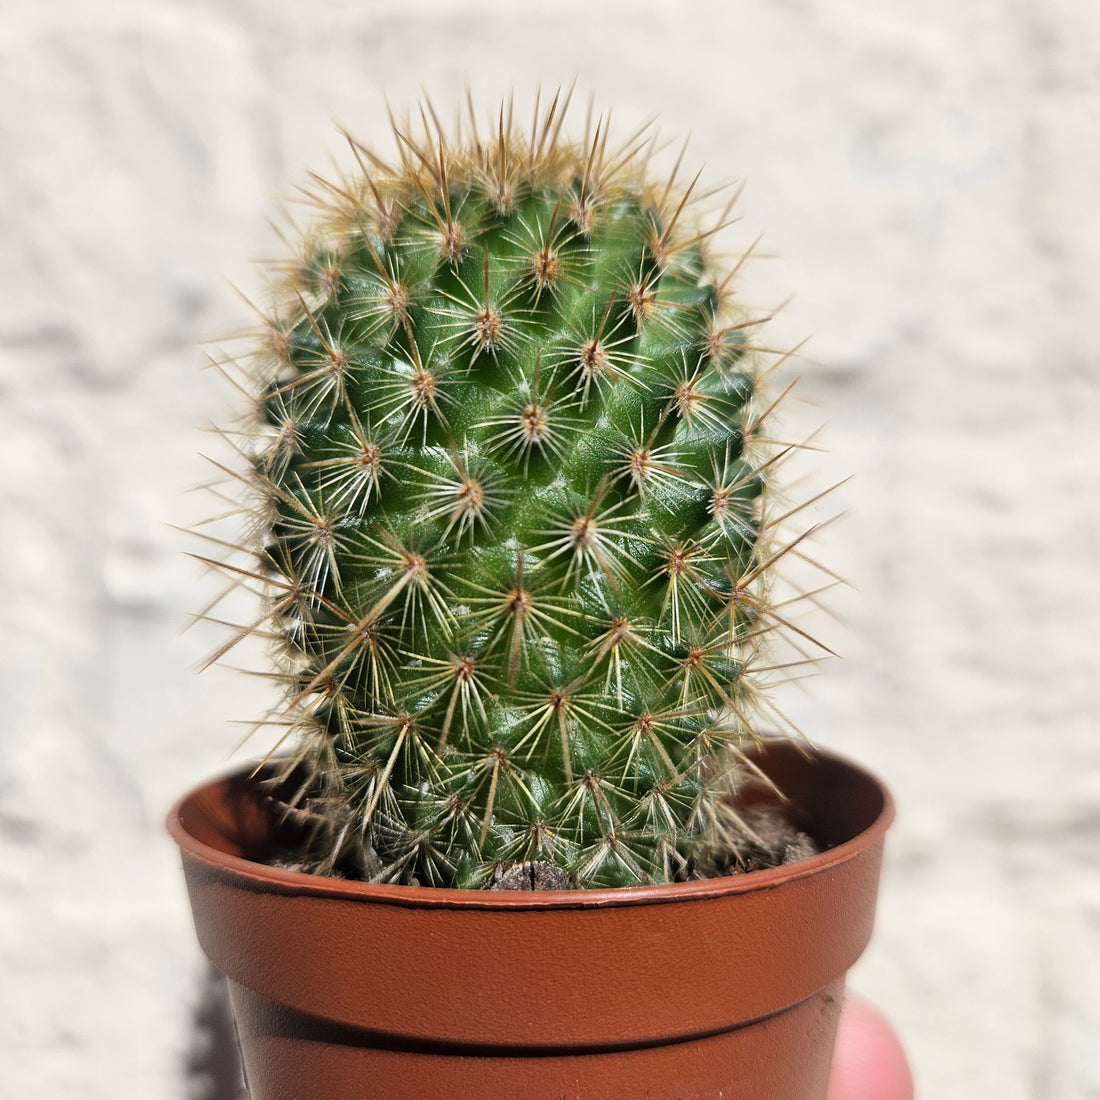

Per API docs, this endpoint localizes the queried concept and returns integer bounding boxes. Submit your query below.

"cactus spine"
[206,97,819,889]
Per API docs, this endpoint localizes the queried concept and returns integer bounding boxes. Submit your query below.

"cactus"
[203,96,822,889]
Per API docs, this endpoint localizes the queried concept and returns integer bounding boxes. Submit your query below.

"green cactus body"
[223,104,794,889]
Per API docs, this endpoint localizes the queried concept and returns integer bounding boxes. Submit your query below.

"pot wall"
[227,977,846,1100]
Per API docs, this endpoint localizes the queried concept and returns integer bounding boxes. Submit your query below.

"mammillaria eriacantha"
[201,96,828,889]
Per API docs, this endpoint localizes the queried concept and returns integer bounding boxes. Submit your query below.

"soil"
[732,806,820,871]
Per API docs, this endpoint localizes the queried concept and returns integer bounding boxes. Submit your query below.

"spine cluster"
[205,96,823,888]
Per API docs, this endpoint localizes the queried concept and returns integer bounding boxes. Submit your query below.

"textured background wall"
[1,1,1097,1096]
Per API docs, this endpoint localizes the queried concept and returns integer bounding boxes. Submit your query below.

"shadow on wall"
[187,963,247,1100]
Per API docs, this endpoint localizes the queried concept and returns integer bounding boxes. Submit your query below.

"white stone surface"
[1,1,1097,1096]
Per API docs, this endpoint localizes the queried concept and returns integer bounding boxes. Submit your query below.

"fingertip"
[826,992,913,1100]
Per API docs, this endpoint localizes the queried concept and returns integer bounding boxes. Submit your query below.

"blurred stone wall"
[1,2,1097,1096]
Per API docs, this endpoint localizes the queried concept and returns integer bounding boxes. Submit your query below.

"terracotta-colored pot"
[169,740,893,1099]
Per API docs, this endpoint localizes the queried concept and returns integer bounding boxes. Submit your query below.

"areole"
[170,739,894,1099]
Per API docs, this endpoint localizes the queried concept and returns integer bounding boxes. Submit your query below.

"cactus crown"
[203,95,826,889]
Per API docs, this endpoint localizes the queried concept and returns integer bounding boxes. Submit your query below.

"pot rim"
[169,739,894,912]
